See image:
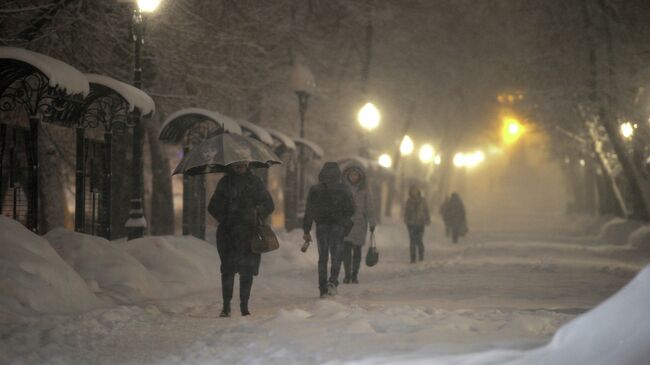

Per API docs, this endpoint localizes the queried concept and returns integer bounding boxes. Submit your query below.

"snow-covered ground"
[1,215,650,365]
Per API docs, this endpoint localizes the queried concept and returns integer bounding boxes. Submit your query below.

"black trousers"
[407,225,425,261]
[343,241,362,279]
[221,273,253,306]
[316,224,345,293]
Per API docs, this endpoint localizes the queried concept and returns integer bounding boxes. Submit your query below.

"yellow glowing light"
[434,155,442,165]
[358,102,381,131]
[502,117,524,145]
[378,154,392,168]
[138,0,161,12]
[453,153,466,167]
[453,151,485,168]
[497,95,505,103]
[419,144,434,163]
[620,122,634,139]
[400,135,414,156]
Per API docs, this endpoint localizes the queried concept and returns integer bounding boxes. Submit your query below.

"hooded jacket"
[303,162,355,234]
[342,165,376,246]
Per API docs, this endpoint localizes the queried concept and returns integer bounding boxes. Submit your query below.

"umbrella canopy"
[172,133,282,175]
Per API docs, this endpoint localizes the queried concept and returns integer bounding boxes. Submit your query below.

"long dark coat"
[208,171,274,276]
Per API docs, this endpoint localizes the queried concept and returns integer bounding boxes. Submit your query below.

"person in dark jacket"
[441,192,467,243]
[303,162,355,298]
[404,185,430,263]
[341,164,376,284]
[208,161,274,317]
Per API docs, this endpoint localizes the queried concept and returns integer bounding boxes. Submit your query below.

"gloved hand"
[369,225,376,233]
[303,233,312,242]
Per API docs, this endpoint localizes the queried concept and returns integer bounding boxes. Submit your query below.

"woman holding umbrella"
[174,133,280,317]
[208,161,274,317]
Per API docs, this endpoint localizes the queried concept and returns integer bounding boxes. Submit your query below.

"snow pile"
[598,218,645,245]
[628,225,650,249]
[122,235,221,297]
[358,264,650,365]
[0,217,102,314]
[45,228,165,304]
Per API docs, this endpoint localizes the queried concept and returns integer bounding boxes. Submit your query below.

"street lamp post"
[291,63,315,205]
[125,0,160,240]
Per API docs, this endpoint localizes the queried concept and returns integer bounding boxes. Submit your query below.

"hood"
[318,162,342,184]
[342,164,367,189]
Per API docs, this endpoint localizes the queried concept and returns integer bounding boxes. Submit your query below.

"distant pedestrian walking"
[303,162,355,298]
[341,164,376,284]
[404,185,430,263]
[440,192,467,243]
[208,161,275,317]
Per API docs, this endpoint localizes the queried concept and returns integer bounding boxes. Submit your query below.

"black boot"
[220,274,234,318]
[220,302,231,317]
[343,276,351,284]
[240,301,250,316]
[240,275,253,316]
[351,274,358,284]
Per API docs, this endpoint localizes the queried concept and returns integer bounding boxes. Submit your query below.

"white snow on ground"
[44,228,165,304]
[628,225,650,249]
[1,215,650,364]
[0,217,102,315]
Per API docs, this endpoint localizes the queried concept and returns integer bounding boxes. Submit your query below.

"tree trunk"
[597,1,650,220]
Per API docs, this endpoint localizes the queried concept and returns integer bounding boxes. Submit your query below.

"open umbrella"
[172,133,282,176]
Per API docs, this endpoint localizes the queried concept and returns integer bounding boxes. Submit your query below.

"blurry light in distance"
[358,102,381,131]
[502,117,524,145]
[434,155,442,165]
[378,154,392,168]
[620,122,634,139]
[138,0,161,12]
[419,144,434,163]
[453,153,465,167]
[400,135,414,156]
[579,159,586,167]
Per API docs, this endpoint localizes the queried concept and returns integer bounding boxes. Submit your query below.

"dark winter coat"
[208,170,274,276]
[303,162,355,234]
[441,193,466,232]
[343,165,376,246]
[404,192,431,227]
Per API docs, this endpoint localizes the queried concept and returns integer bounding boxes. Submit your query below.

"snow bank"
[122,236,221,297]
[598,218,645,245]
[368,264,650,365]
[44,228,165,304]
[512,263,650,364]
[0,217,102,314]
[628,225,650,249]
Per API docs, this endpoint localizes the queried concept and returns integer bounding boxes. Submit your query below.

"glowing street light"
[378,153,393,168]
[453,153,466,167]
[419,144,434,163]
[137,0,161,12]
[453,151,485,168]
[502,117,524,145]
[358,102,381,131]
[400,135,414,156]
[434,155,442,165]
[620,122,634,139]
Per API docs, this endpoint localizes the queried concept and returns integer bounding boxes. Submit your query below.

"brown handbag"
[251,213,279,254]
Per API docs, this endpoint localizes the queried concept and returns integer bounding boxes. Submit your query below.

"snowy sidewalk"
[1,220,649,364]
